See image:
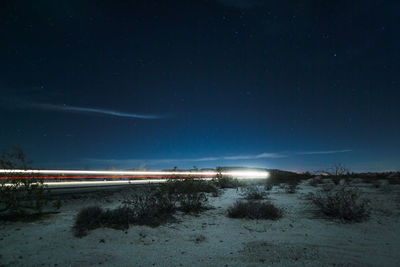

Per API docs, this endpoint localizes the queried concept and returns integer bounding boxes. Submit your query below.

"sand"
[1,180,400,266]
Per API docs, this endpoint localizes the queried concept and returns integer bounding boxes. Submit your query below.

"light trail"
[0,169,269,179]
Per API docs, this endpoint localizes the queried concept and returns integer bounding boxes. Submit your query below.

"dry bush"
[227,201,282,220]
[73,206,105,237]
[159,179,210,212]
[241,186,268,200]
[179,191,208,213]
[311,186,370,222]
[284,183,298,194]
[264,183,273,191]
[308,177,323,187]
[0,146,59,218]
[321,182,335,192]
[160,178,219,196]
[74,193,177,237]
[214,176,241,189]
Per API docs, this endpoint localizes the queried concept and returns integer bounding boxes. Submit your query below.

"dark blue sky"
[1,0,399,172]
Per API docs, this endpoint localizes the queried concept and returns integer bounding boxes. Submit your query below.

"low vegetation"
[308,177,323,187]
[266,169,313,186]
[284,183,298,194]
[73,178,213,237]
[311,185,371,222]
[0,146,60,220]
[227,200,282,220]
[241,186,268,200]
[160,178,219,196]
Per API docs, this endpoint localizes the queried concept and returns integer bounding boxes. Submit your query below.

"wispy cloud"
[223,153,286,160]
[24,102,167,119]
[85,152,287,167]
[296,149,353,155]
[84,150,352,168]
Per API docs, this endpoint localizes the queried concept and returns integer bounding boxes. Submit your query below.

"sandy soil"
[1,181,400,266]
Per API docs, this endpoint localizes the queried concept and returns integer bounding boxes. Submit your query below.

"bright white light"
[221,170,270,179]
[0,169,270,179]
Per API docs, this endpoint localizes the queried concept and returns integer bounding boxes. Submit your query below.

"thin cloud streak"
[85,150,352,168]
[28,102,166,119]
[296,149,353,155]
[85,152,288,166]
[223,153,286,160]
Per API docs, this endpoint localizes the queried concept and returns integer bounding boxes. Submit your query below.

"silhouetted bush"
[242,186,268,200]
[321,182,335,192]
[311,186,370,222]
[158,179,211,212]
[266,170,312,186]
[160,178,219,196]
[264,183,273,191]
[284,183,298,194]
[73,178,216,237]
[0,146,60,218]
[227,201,282,220]
[101,206,135,230]
[125,190,176,225]
[308,177,323,187]
[214,177,241,189]
[73,206,105,237]
[179,191,208,213]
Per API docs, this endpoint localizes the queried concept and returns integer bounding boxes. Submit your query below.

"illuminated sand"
[1,180,400,266]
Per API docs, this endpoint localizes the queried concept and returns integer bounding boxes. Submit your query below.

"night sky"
[1,0,399,172]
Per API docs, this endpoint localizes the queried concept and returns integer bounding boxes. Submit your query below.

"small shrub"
[0,147,60,218]
[158,179,210,213]
[264,183,273,191]
[242,186,268,200]
[321,182,335,192]
[311,186,370,222]
[101,206,135,230]
[160,178,219,195]
[308,177,322,187]
[284,183,298,194]
[213,167,241,189]
[125,190,176,225]
[179,191,208,213]
[214,177,241,189]
[73,206,105,237]
[227,201,282,220]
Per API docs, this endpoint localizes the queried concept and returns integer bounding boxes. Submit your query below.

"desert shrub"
[388,177,400,185]
[264,182,273,191]
[0,147,59,218]
[284,183,298,194]
[311,186,370,222]
[158,179,210,212]
[321,182,335,192]
[266,169,311,186]
[74,191,177,237]
[214,176,241,189]
[308,177,323,187]
[73,179,214,237]
[73,206,105,237]
[242,186,268,200]
[227,201,282,220]
[160,178,219,195]
[73,205,138,237]
[212,167,242,189]
[178,191,208,213]
[101,206,135,230]
[371,180,381,188]
[125,190,176,225]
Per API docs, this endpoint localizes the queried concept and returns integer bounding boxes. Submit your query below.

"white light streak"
[0,169,269,179]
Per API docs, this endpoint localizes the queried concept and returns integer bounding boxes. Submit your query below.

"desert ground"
[1,179,400,267]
